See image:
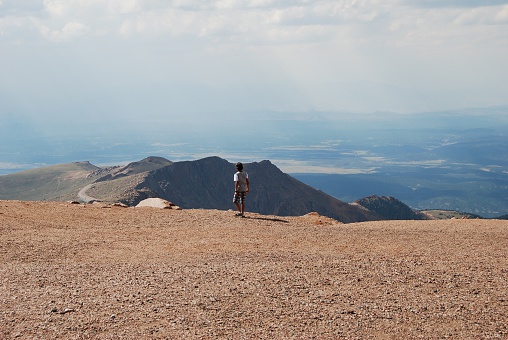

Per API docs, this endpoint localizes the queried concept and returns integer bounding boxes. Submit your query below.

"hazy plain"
[1,108,507,217]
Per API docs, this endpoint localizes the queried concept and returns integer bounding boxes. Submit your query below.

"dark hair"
[236,162,243,171]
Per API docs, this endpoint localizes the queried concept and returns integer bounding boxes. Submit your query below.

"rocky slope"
[354,195,430,220]
[1,200,507,339]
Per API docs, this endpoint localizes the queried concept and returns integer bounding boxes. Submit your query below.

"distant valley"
[294,167,507,218]
[1,108,507,218]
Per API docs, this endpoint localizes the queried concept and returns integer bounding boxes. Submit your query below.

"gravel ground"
[1,200,507,339]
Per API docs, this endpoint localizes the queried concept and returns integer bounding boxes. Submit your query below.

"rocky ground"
[1,200,507,339]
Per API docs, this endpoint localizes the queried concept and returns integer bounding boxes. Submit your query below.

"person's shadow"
[243,216,289,223]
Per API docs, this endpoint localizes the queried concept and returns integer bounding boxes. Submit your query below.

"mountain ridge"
[0,155,472,223]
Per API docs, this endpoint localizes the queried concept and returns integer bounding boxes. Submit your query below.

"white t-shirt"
[234,171,249,192]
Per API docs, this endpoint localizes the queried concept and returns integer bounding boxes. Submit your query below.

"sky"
[1,0,508,129]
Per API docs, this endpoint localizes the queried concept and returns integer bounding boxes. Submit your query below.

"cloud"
[0,161,34,170]
[2,1,506,48]
[270,159,379,174]
[0,1,407,45]
[386,159,447,167]
[404,0,508,8]
[266,145,335,152]
[454,5,508,25]
[1,0,507,115]
[38,21,89,42]
[0,0,44,16]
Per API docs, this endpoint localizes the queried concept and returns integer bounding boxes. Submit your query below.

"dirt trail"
[1,200,507,339]
[77,184,98,203]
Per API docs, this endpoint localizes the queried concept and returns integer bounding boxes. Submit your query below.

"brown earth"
[1,200,507,339]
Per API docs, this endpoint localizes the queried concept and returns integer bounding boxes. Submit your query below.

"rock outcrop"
[135,198,180,209]
[354,195,430,220]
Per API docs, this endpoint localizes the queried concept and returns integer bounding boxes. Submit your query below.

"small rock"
[59,308,75,314]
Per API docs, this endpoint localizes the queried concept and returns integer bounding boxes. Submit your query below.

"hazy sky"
[1,0,508,126]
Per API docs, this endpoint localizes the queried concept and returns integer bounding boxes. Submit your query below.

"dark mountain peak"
[247,159,284,176]
[202,156,227,161]
[69,161,102,175]
[355,195,428,220]
[168,156,232,175]
[258,160,273,166]
[139,156,172,165]
[68,161,98,170]
[116,156,172,175]
[187,158,275,172]
[72,161,96,169]
[358,195,397,204]
[194,156,231,165]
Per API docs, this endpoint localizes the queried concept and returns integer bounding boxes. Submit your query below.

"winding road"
[77,184,99,203]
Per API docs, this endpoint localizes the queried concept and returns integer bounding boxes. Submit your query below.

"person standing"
[233,162,250,217]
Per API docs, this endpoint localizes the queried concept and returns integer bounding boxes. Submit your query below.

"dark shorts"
[233,191,246,204]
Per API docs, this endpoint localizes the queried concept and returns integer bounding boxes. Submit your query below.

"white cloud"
[2,0,506,48]
[271,159,379,174]
[43,0,67,17]
[0,161,34,170]
[107,0,143,14]
[363,156,389,163]
[0,0,44,15]
[403,0,508,8]
[454,5,508,25]
[386,159,447,167]
[39,20,89,41]
[266,145,335,151]
[1,0,507,115]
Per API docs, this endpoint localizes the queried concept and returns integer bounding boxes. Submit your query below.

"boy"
[233,162,250,217]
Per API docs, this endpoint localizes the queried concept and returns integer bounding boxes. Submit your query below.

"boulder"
[135,198,175,209]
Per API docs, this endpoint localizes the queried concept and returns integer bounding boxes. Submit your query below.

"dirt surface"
[1,200,507,339]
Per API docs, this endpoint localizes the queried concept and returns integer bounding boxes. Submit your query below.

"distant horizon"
[2,106,508,175]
